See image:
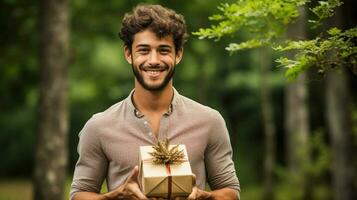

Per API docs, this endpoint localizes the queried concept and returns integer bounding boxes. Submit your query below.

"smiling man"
[70,4,240,200]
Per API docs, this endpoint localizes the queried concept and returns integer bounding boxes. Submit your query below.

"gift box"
[139,142,193,199]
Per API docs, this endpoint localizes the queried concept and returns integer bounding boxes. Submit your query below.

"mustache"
[139,64,169,71]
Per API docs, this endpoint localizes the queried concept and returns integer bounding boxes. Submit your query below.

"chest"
[100,116,210,171]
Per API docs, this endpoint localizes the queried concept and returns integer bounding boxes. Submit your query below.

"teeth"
[148,71,160,75]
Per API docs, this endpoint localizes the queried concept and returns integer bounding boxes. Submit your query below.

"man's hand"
[72,166,148,200]
[174,174,239,200]
[174,174,212,200]
[185,186,212,200]
[104,166,148,200]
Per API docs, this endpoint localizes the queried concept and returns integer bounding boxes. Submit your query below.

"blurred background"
[0,0,356,200]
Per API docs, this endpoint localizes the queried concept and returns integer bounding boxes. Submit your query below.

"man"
[70,4,240,200]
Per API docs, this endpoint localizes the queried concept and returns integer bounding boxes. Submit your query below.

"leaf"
[328,27,341,35]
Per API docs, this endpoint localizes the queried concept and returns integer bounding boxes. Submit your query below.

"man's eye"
[138,49,149,54]
[160,49,171,54]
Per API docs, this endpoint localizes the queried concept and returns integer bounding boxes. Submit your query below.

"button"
[148,132,153,137]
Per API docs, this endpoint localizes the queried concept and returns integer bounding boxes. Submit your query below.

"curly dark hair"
[118,4,188,52]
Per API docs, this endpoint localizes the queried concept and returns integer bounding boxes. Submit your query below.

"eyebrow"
[158,45,173,49]
[135,44,173,49]
[135,44,150,48]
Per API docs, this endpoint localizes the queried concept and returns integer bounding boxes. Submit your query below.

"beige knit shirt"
[70,89,240,199]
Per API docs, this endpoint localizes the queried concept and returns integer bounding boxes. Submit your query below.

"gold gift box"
[139,144,193,199]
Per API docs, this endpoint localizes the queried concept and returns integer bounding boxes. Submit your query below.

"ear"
[124,45,132,64]
[175,48,184,65]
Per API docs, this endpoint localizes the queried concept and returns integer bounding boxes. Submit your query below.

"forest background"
[0,0,356,200]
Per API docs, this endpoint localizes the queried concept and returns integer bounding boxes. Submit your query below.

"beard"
[131,62,176,91]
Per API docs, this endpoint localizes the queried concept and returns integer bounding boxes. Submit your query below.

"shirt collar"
[127,88,180,118]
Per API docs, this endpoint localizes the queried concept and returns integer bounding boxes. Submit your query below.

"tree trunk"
[326,69,355,200]
[325,6,356,200]
[33,0,69,199]
[284,6,310,199]
[260,47,276,200]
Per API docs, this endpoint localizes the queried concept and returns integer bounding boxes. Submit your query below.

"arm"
[201,111,241,200]
[70,119,147,200]
[73,166,148,200]
[72,192,106,200]
[186,187,239,200]
[70,120,108,200]
[183,174,240,200]
[209,188,240,200]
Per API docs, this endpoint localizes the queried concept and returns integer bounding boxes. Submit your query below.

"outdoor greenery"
[0,0,356,199]
[194,0,357,79]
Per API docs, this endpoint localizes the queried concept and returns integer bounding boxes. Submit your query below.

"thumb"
[127,165,140,182]
[192,173,196,186]
[187,187,197,200]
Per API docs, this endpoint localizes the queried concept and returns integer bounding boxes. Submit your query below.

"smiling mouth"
[142,67,166,72]
[142,68,166,78]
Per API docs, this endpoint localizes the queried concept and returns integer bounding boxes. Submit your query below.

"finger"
[130,186,148,200]
[187,187,197,200]
[192,173,196,186]
[127,165,140,182]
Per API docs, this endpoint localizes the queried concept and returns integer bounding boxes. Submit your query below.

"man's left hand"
[182,186,212,200]
[174,173,212,200]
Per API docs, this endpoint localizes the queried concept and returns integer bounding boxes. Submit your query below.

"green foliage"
[309,0,344,28]
[275,131,332,200]
[194,0,356,79]
[275,27,357,79]
[2,2,350,198]
[193,0,309,50]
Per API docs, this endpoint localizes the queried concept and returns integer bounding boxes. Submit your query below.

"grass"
[0,178,108,200]
[0,179,72,200]
[0,179,32,200]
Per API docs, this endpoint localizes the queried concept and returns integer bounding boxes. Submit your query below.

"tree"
[194,0,356,199]
[33,0,70,199]
[259,47,276,200]
[194,1,309,198]
[325,7,356,200]
[326,68,355,200]
[284,6,311,199]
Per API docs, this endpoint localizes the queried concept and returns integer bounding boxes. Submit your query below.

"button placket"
[158,115,170,141]
[142,118,158,143]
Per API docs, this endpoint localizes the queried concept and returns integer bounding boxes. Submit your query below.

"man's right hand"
[75,166,205,200]
[73,166,148,200]
[103,165,148,200]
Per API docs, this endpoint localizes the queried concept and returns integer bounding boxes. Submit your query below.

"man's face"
[124,29,183,91]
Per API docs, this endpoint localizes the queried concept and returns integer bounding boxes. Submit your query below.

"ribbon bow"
[149,139,185,165]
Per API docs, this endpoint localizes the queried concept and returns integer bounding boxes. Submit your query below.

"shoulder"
[80,100,126,137]
[177,94,223,122]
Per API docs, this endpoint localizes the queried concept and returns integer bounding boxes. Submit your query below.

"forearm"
[72,188,124,200]
[209,188,240,200]
[72,192,108,200]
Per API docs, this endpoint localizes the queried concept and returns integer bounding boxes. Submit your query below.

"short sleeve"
[70,117,108,199]
[204,111,240,192]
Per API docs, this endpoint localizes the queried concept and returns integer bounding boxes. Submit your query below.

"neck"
[133,81,173,115]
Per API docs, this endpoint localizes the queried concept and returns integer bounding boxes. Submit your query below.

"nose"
[148,50,160,66]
